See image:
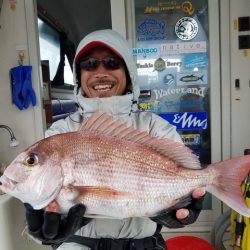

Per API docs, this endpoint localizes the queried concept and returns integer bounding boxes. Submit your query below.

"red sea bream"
[0,113,250,218]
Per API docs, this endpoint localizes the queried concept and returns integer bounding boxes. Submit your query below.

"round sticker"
[163,74,175,85]
[175,17,198,41]
[154,58,166,72]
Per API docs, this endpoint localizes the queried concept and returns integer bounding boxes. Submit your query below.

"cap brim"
[75,41,123,62]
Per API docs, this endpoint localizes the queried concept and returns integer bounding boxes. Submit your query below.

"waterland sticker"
[153,86,206,99]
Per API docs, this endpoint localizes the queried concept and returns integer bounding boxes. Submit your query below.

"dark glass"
[79,57,124,71]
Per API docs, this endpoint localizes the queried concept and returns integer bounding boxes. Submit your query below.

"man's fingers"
[176,208,189,220]
[192,187,206,199]
[45,200,59,213]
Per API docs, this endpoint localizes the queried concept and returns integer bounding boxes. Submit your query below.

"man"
[24,29,205,250]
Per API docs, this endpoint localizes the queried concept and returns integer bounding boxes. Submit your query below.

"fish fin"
[75,186,131,199]
[80,112,200,169]
[208,155,250,217]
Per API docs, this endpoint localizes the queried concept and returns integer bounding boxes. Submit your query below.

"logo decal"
[132,47,158,58]
[137,18,166,41]
[175,17,198,41]
[181,134,201,145]
[163,74,175,86]
[154,58,166,72]
[183,54,208,69]
[177,71,207,85]
[159,111,208,130]
[160,42,207,54]
[153,87,206,99]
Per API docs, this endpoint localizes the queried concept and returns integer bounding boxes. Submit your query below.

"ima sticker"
[175,17,198,41]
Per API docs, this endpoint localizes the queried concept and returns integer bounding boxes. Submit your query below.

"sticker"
[165,100,206,109]
[137,18,166,41]
[154,58,166,72]
[183,54,208,69]
[175,17,198,41]
[159,111,208,130]
[139,90,151,99]
[163,74,175,86]
[160,42,207,54]
[137,62,154,69]
[165,59,182,68]
[144,1,194,15]
[153,87,206,99]
[177,71,207,85]
[139,100,161,112]
[132,47,158,58]
[181,134,201,145]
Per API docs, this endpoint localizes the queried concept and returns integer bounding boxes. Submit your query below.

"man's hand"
[24,201,91,246]
[150,188,206,228]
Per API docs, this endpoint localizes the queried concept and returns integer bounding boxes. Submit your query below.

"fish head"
[0,138,64,209]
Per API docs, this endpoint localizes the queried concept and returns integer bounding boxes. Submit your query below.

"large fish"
[0,113,250,218]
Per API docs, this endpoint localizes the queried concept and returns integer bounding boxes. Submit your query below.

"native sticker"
[175,17,198,41]
[154,57,166,72]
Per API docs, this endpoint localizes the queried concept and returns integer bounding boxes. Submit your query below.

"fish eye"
[24,153,39,167]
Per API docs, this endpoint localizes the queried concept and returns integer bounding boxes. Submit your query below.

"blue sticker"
[163,74,175,85]
[177,71,207,85]
[159,111,207,130]
[183,54,208,69]
[137,18,166,41]
[132,47,158,58]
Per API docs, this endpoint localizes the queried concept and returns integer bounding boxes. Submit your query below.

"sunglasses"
[79,57,124,71]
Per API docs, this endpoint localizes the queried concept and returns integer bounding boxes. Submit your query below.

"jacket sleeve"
[45,112,81,138]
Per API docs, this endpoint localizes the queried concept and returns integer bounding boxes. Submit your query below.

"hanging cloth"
[10,65,36,110]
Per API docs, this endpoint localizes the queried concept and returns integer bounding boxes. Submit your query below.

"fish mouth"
[0,175,18,190]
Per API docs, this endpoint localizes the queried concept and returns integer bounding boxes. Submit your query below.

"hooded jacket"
[46,29,182,250]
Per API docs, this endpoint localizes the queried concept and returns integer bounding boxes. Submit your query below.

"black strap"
[55,232,166,250]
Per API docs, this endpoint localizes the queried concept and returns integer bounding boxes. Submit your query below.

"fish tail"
[208,155,250,217]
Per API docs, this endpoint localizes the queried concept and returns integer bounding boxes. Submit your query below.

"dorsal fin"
[79,112,201,169]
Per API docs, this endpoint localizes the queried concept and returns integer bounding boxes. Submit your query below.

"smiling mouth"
[93,84,114,91]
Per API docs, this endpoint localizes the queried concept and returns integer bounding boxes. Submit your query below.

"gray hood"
[73,29,140,116]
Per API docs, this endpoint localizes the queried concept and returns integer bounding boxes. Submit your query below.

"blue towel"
[10,65,36,110]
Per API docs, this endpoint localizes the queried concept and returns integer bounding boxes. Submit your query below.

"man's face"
[80,47,127,98]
